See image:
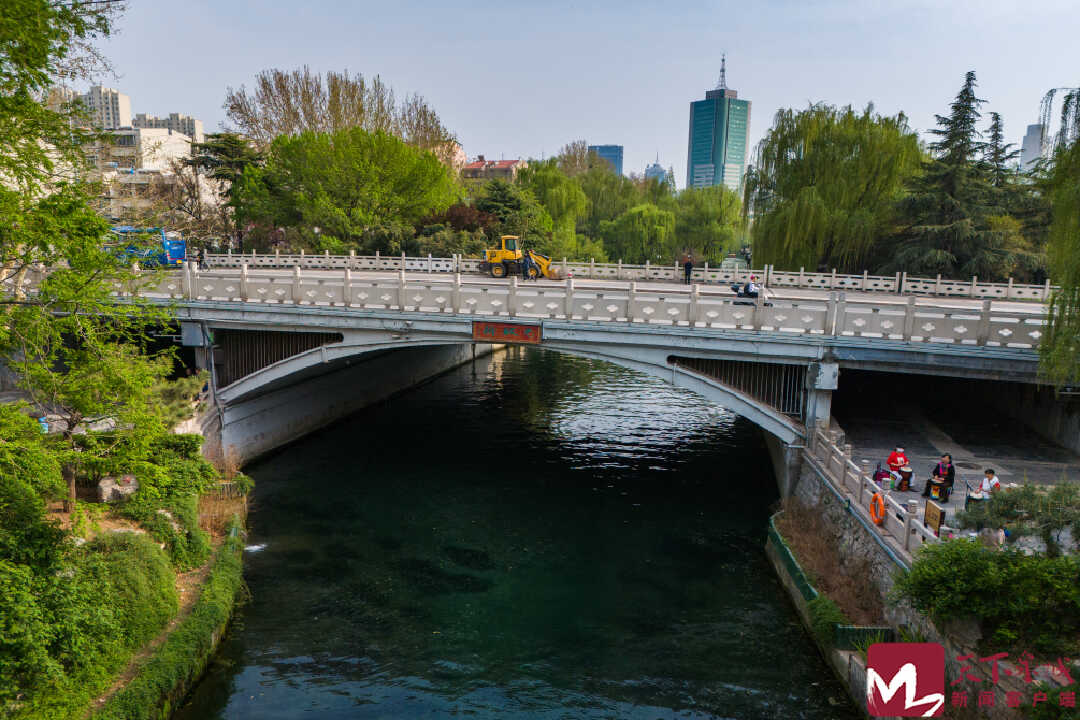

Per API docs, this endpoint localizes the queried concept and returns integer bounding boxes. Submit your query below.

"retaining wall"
[217,343,491,465]
[788,445,1058,718]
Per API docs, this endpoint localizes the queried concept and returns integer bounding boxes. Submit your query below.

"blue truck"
[107,226,187,267]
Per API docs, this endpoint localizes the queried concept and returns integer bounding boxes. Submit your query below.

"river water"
[175,348,857,719]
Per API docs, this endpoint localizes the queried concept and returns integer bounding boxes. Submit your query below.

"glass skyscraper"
[588,144,624,176]
[686,86,751,191]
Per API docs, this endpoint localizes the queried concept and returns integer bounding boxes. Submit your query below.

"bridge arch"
[212,337,806,470]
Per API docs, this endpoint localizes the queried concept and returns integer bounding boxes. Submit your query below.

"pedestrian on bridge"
[683,256,693,285]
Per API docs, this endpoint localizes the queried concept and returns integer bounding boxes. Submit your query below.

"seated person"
[923,453,955,497]
[735,275,760,298]
[886,446,908,483]
[979,469,1001,495]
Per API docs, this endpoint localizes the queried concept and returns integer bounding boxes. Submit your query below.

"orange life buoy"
[869,492,886,525]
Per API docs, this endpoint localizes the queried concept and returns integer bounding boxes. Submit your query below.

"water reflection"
[175,347,857,719]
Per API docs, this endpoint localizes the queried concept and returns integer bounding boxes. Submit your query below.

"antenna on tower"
[716,54,727,90]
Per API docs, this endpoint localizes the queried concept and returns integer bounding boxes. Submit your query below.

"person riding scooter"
[730,275,760,298]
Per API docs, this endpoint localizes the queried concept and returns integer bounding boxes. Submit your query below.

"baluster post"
[627,281,637,322]
[240,261,249,301]
[752,287,765,329]
[903,296,917,340]
[977,299,992,346]
[343,266,352,307]
[398,268,407,310]
[564,276,574,319]
[689,283,700,326]
[291,265,302,304]
[182,260,192,299]
[452,272,461,313]
[508,276,517,317]
[834,291,847,335]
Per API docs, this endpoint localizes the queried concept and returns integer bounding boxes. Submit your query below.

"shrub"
[4,533,177,719]
[808,595,850,647]
[894,540,1080,655]
[92,530,244,720]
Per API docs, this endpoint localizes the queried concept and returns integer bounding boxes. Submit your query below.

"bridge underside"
[176,302,1041,493]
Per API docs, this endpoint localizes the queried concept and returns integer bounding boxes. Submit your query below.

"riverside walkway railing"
[808,423,941,567]
[146,263,1047,349]
[205,250,1057,302]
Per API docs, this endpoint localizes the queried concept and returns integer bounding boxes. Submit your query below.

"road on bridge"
[196,267,1048,316]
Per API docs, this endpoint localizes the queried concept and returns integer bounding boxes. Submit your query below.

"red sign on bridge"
[472,321,541,344]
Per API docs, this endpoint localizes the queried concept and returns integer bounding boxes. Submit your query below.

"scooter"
[729,283,772,307]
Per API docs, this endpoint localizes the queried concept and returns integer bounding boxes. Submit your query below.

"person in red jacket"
[886,446,909,484]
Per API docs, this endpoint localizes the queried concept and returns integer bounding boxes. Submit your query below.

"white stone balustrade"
[151,264,1047,348]
[206,251,1057,301]
[809,425,941,566]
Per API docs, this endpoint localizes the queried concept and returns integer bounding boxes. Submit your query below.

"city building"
[461,155,528,183]
[89,127,192,173]
[80,85,132,129]
[644,157,667,184]
[686,56,751,191]
[133,112,205,143]
[588,144,624,175]
[1020,123,1044,172]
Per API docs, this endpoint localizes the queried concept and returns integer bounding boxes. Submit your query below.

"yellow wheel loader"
[477,235,558,279]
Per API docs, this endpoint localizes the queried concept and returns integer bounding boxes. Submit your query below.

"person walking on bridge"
[683,255,693,285]
[521,250,534,280]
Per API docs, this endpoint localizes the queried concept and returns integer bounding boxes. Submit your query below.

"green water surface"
[175,348,857,719]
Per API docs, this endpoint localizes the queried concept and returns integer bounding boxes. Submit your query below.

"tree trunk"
[63,463,76,513]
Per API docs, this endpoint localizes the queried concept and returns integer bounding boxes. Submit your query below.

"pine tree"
[983,112,1020,188]
[885,72,1041,280]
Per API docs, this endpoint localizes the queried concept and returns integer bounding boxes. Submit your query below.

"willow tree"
[516,159,588,258]
[743,103,921,272]
[1041,137,1080,386]
[600,203,676,264]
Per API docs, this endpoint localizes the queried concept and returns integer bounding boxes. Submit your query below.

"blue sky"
[96,0,1078,187]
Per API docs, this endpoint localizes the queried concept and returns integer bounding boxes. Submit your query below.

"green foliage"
[0,0,110,191]
[958,484,1080,557]
[1041,137,1080,386]
[517,158,588,257]
[894,540,1080,655]
[184,132,263,205]
[807,594,850,647]
[91,532,245,720]
[885,72,1044,280]
[745,103,922,272]
[474,179,554,250]
[236,127,460,250]
[851,629,890,660]
[599,203,676,264]
[1,533,178,718]
[674,185,742,263]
